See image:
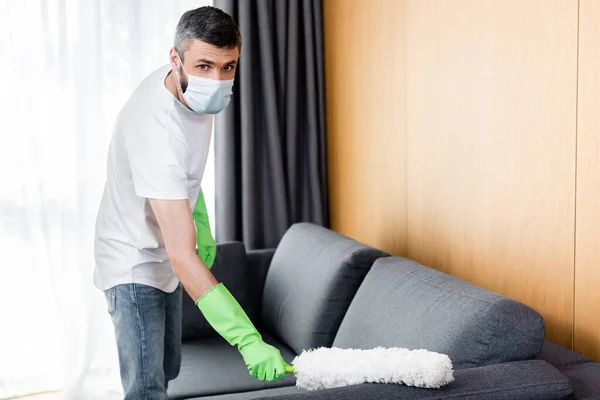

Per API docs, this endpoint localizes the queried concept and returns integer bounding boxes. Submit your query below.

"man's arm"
[149,198,217,301]
[148,196,292,381]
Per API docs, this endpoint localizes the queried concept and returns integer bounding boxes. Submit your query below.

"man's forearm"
[147,197,218,300]
[171,252,219,301]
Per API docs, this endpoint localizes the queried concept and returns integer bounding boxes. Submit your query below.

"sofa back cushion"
[182,242,252,340]
[261,223,388,354]
[332,257,545,369]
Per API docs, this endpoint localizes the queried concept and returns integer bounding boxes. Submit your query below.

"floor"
[12,394,64,400]
[12,393,122,400]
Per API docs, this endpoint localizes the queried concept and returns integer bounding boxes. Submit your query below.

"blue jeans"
[104,283,182,400]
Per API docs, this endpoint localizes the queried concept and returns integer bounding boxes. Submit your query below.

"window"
[0,1,213,398]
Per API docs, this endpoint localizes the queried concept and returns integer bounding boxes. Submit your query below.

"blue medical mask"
[177,58,234,114]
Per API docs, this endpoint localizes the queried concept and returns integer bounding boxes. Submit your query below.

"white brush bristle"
[290,346,454,391]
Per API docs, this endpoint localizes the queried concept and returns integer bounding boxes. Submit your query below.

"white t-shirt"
[93,65,212,293]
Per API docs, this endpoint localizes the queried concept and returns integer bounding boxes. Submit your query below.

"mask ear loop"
[175,53,188,94]
[176,54,185,76]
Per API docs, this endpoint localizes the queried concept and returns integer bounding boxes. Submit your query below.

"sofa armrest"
[182,242,251,341]
[246,248,276,324]
[259,360,573,400]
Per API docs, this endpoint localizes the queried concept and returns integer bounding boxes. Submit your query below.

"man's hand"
[239,341,290,381]
[195,282,293,381]
[149,198,217,300]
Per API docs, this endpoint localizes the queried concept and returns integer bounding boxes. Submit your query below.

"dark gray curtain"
[214,0,328,249]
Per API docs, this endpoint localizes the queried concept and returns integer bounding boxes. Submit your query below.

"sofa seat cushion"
[333,257,545,369]
[537,340,593,367]
[261,223,388,354]
[168,331,297,399]
[182,242,253,341]
[558,362,600,400]
[183,386,307,399]
[260,360,573,400]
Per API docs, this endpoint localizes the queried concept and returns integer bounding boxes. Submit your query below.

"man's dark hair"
[174,6,242,60]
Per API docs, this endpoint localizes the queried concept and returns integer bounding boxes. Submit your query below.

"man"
[94,6,290,399]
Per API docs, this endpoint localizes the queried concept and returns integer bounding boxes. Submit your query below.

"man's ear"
[169,48,180,69]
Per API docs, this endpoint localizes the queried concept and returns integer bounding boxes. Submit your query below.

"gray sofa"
[167,222,600,399]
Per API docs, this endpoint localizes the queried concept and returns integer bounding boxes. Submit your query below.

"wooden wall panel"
[574,0,600,361]
[323,0,407,255]
[404,0,578,347]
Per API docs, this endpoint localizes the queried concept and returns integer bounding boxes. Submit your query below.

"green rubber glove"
[195,283,292,381]
[192,188,216,269]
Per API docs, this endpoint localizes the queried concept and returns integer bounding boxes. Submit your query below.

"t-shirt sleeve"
[127,133,189,200]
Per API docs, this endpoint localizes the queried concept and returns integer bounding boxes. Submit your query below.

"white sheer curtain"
[0,1,214,398]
